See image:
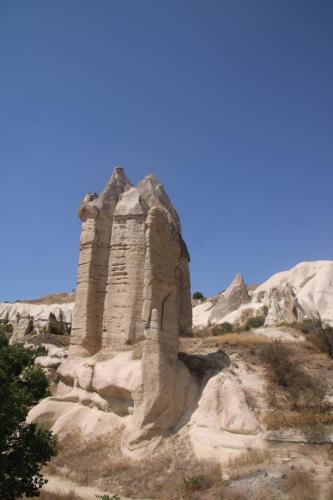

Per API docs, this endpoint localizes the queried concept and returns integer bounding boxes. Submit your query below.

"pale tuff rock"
[209,273,250,324]
[29,167,195,454]
[263,283,307,325]
[71,167,132,357]
[254,261,333,327]
[191,372,260,435]
[0,302,73,339]
[253,260,333,326]
[123,206,197,452]
[71,167,192,358]
[189,371,261,459]
[220,303,267,328]
[192,299,215,328]
[10,313,33,344]
[193,261,333,329]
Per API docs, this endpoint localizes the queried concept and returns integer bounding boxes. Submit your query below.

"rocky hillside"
[193,260,333,330]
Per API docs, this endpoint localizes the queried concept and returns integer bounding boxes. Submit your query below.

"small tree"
[0,327,56,499]
[192,291,205,301]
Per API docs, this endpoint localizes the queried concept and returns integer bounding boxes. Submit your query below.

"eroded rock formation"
[30,167,194,453]
[209,273,250,324]
[70,167,191,358]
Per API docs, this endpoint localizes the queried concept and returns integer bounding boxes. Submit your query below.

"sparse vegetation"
[259,342,326,410]
[96,495,120,500]
[227,449,270,480]
[280,466,317,500]
[264,410,333,430]
[212,322,233,335]
[259,341,333,442]
[244,316,265,330]
[290,319,333,357]
[37,491,84,499]
[191,327,212,338]
[46,434,223,499]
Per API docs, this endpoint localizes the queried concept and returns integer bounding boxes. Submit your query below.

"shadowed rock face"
[70,167,192,357]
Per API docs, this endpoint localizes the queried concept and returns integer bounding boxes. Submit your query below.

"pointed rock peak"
[101,165,132,198]
[230,273,246,287]
[137,175,181,232]
[114,187,149,216]
[223,273,249,300]
[224,274,248,297]
[137,175,167,204]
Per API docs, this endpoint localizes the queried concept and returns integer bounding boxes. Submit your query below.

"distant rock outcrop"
[209,273,250,324]
[0,302,73,337]
[253,260,333,327]
[193,261,333,329]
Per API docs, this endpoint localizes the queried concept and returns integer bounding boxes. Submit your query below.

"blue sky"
[1,0,332,302]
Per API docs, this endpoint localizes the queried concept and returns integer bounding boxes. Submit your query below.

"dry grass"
[259,342,327,411]
[264,410,333,430]
[226,448,270,480]
[17,292,75,305]
[24,491,84,500]
[214,333,270,347]
[46,433,224,499]
[191,327,213,338]
[221,487,247,500]
[38,491,83,499]
[280,467,317,499]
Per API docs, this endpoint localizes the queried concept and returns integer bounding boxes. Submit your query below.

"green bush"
[244,316,265,331]
[2,323,13,334]
[192,291,205,301]
[0,334,56,499]
[22,365,50,403]
[212,322,234,336]
[0,323,13,346]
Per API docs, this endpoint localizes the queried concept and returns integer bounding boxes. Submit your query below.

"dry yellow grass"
[226,449,270,480]
[46,433,224,499]
[264,410,333,430]
[214,333,270,347]
[280,467,317,499]
[25,491,83,500]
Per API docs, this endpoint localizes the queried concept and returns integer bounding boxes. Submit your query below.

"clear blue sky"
[1,0,332,302]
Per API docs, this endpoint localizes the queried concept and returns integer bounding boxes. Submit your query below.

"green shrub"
[22,365,50,403]
[0,337,56,499]
[184,475,204,492]
[2,323,13,334]
[212,322,233,335]
[244,316,265,331]
[192,291,205,301]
